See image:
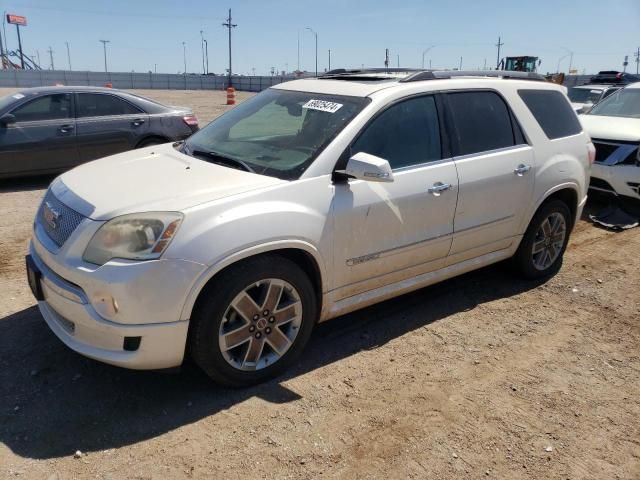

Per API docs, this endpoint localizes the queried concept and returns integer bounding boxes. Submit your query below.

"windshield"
[588,88,640,118]
[183,88,369,180]
[568,87,603,104]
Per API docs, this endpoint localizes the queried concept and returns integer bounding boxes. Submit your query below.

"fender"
[179,239,328,321]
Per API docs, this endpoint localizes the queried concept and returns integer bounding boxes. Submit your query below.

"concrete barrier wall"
[0,69,295,92]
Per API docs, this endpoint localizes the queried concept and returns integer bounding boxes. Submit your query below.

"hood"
[53,143,284,220]
[579,114,640,143]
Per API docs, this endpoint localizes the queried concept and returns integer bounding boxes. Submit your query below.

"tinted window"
[351,95,442,169]
[447,91,515,156]
[76,93,142,117]
[11,94,72,122]
[518,89,582,139]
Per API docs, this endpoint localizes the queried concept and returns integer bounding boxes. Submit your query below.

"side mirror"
[0,113,16,126]
[341,152,394,182]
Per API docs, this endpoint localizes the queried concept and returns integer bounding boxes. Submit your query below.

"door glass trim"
[452,144,532,162]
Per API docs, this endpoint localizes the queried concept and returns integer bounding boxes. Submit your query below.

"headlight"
[83,212,183,265]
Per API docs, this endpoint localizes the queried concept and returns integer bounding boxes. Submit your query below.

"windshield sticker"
[12,93,25,99]
[302,99,343,113]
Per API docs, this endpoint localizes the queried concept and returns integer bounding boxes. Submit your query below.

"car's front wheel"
[514,200,572,279]
[189,255,317,386]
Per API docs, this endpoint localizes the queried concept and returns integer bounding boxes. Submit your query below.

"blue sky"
[1,0,639,75]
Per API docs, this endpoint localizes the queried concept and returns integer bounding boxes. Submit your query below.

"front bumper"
[29,232,205,369]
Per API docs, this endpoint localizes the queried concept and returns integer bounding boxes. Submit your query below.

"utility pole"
[635,47,640,75]
[222,9,237,86]
[65,41,71,70]
[0,19,4,69]
[328,49,331,71]
[99,39,110,72]
[200,30,205,74]
[204,39,209,74]
[421,45,435,69]
[182,41,186,73]
[47,46,54,70]
[384,48,389,70]
[306,27,317,77]
[36,50,40,68]
[483,58,487,70]
[397,54,400,68]
[623,55,629,73]
[297,31,300,72]
[459,56,463,70]
[495,36,504,69]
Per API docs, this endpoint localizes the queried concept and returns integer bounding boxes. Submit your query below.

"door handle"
[132,118,145,126]
[58,124,74,133]
[428,182,451,196]
[514,164,531,176]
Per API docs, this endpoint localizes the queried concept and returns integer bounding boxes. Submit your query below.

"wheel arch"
[135,134,170,148]
[527,183,581,231]
[180,240,327,323]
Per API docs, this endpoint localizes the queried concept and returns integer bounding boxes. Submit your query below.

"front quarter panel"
[167,175,335,320]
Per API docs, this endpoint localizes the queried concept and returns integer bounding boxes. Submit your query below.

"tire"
[513,200,572,279]
[189,255,317,387]
[136,138,166,148]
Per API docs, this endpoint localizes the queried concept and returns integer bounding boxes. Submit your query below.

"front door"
[443,90,535,265]
[332,94,459,300]
[75,92,149,162]
[0,93,78,176]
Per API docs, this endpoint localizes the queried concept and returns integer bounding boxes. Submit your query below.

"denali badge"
[43,201,61,230]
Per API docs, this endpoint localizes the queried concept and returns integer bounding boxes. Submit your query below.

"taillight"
[183,114,198,127]
[587,142,596,165]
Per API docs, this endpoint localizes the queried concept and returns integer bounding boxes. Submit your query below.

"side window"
[11,94,72,122]
[518,89,582,139]
[602,88,619,99]
[76,93,142,117]
[447,91,516,156]
[351,95,442,169]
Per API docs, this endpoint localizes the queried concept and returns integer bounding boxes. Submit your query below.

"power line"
[222,9,237,86]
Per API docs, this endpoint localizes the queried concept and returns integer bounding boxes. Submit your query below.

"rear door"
[444,90,535,265]
[0,93,78,176]
[74,92,149,162]
[332,94,459,299]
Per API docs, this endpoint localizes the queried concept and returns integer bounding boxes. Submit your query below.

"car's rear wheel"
[189,255,317,387]
[514,200,571,279]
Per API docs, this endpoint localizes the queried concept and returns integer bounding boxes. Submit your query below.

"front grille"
[37,189,86,247]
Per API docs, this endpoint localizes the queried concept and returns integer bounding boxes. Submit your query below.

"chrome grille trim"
[37,189,86,247]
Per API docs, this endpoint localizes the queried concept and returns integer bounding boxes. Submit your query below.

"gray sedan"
[0,86,199,178]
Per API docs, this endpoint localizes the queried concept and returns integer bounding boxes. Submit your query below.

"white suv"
[27,70,593,386]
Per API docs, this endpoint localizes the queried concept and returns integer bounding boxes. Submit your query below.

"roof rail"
[323,68,421,76]
[400,70,547,83]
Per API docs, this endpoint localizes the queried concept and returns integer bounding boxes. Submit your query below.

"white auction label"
[302,99,343,113]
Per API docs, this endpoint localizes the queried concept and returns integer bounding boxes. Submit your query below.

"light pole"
[200,30,205,74]
[306,27,318,77]
[65,41,71,70]
[421,45,435,69]
[559,46,573,74]
[556,52,571,74]
[204,39,209,74]
[99,39,110,72]
[182,41,186,74]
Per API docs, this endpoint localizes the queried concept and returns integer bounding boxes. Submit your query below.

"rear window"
[518,89,582,139]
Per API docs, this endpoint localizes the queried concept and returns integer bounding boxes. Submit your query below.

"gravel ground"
[0,88,639,480]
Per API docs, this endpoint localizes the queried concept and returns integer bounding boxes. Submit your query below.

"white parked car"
[567,84,621,114]
[580,82,640,202]
[27,70,593,386]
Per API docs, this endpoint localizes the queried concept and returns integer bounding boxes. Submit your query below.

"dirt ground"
[0,88,639,480]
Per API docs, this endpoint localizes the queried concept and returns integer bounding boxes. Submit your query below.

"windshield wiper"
[189,149,256,174]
